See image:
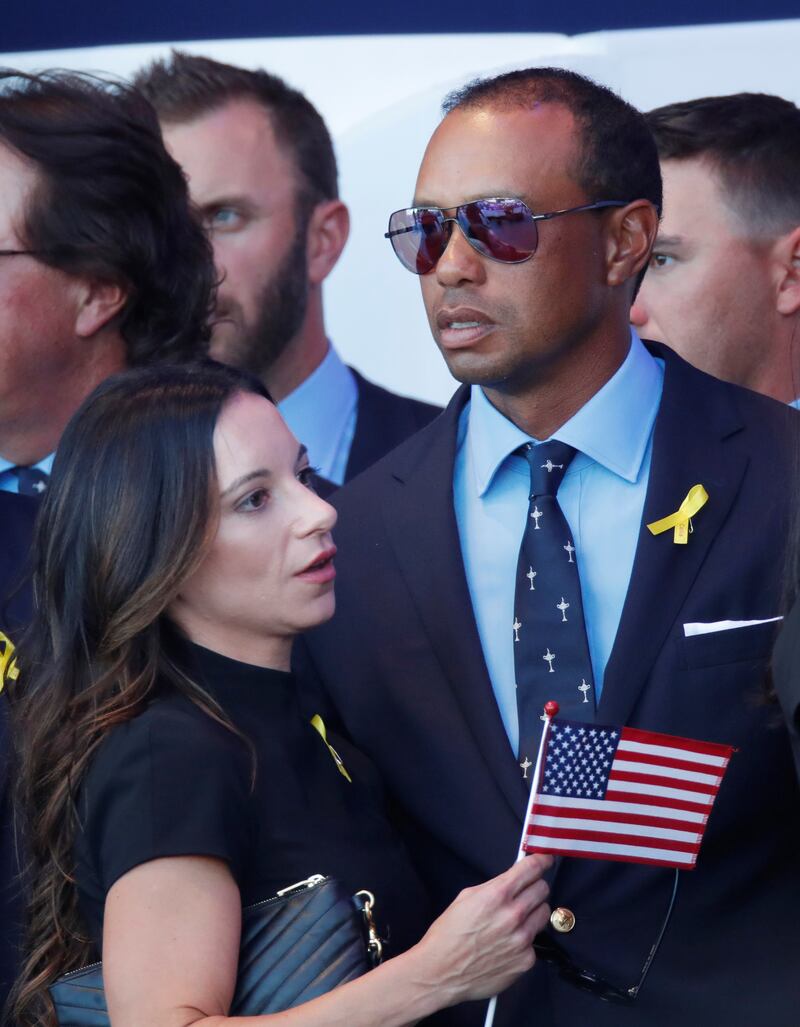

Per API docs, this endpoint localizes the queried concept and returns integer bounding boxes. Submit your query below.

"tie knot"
[12,465,49,497]
[521,440,576,497]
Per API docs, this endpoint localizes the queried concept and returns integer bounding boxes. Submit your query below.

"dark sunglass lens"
[462,199,538,262]
[387,208,446,275]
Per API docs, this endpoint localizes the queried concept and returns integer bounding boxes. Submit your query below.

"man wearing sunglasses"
[300,68,800,1026]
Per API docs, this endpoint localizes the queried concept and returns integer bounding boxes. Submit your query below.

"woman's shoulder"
[86,690,250,792]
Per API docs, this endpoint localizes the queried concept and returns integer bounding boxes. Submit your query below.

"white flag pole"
[483,700,560,1027]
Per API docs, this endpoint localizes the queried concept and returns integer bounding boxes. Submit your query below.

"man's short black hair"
[443,67,663,219]
[134,51,338,217]
[646,92,800,237]
[0,69,214,365]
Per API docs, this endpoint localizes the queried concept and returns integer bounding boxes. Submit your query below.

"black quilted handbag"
[49,874,383,1026]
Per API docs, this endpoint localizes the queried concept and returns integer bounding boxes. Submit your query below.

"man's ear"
[306,199,350,287]
[774,225,800,316]
[605,200,659,289]
[74,278,128,338]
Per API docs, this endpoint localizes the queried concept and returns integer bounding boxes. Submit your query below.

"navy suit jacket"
[345,369,442,482]
[299,344,800,1027]
[0,490,38,1011]
[771,600,800,781]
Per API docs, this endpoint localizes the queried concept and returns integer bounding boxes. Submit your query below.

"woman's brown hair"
[8,361,267,1025]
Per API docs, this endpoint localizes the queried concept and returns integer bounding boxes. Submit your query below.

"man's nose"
[629,295,649,328]
[435,221,486,287]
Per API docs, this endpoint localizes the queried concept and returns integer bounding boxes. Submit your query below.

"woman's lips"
[297,547,337,584]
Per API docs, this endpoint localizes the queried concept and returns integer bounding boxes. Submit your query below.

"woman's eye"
[297,466,319,492]
[649,253,675,270]
[237,488,268,512]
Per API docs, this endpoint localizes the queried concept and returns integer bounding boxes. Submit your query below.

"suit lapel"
[600,346,748,725]
[381,387,529,821]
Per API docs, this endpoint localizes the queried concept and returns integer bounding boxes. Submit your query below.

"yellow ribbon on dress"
[0,631,19,695]
[647,485,709,545]
[310,714,352,783]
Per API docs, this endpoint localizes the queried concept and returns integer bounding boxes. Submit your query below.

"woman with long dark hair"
[9,362,550,1026]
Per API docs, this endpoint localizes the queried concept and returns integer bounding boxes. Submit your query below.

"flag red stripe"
[523,841,699,870]
[621,726,733,758]
[528,824,700,854]
[614,748,725,776]
[603,788,712,814]
[526,803,702,833]
[609,768,719,796]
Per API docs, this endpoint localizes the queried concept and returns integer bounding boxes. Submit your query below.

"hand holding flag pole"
[483,702,733,1027]
[483,700,560,1027]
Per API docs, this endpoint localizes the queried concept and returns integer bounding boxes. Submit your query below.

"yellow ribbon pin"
[647,485,709,545]
[0,631,19,694]
[310,714,352,783]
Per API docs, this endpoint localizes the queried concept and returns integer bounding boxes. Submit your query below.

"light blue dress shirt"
[0,451,55,494]
[453,331,664,754]
[278,343,358,486]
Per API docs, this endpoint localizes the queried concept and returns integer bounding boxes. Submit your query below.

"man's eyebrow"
[197,195,254,214]
[411,193,524,208]
[220,468,271,498]
[653,234,683,248]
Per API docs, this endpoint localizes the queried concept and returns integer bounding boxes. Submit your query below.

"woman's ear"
[305,200,350,287]
[605,200,659,289]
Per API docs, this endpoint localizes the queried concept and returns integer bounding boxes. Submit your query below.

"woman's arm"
[103,853,551,1027]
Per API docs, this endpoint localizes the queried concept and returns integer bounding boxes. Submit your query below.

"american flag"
[523,719,733,869]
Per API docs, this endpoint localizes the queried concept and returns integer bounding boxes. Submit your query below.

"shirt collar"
[467,330,663,497]
[0,451,56,476]
[277,342,357,471]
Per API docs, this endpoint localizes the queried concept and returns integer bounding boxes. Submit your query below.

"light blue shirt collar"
[468,331,661,496]
[0,452,56,475]
[277,342,358,484]
[0,450,56,492]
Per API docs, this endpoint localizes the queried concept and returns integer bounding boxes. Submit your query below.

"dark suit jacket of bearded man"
[296,342,800,1027]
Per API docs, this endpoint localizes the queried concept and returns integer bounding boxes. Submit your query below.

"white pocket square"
[683,617,783,638]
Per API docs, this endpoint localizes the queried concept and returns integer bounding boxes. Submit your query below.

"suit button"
[550,906,576,933]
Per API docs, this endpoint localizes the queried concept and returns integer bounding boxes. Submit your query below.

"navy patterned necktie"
[513,440,595,778]
[12,465,49,497]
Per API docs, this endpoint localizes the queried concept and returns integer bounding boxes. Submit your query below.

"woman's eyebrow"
[220,468,271,498]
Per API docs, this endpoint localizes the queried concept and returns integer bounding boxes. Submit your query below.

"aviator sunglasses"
[384,197,629,274]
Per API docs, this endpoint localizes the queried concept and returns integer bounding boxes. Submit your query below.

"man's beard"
[212,229,309,377]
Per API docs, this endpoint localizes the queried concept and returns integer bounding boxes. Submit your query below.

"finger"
[500,853,553,896]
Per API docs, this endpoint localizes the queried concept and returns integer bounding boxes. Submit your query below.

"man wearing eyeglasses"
[135,52,441,485]
[300,67,800,1027]
[0,73,214,500]
[0,68,216,1010]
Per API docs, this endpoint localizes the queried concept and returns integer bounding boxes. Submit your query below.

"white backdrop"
[3,20,800,404]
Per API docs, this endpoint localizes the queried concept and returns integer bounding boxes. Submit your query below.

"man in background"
[135,52,440,485]
[631,92,800,403]
[0,70,214,496]
[0,68,216,1008]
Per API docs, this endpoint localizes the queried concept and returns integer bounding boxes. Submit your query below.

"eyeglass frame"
[532,867,680,1004]
[384,198,630,271]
